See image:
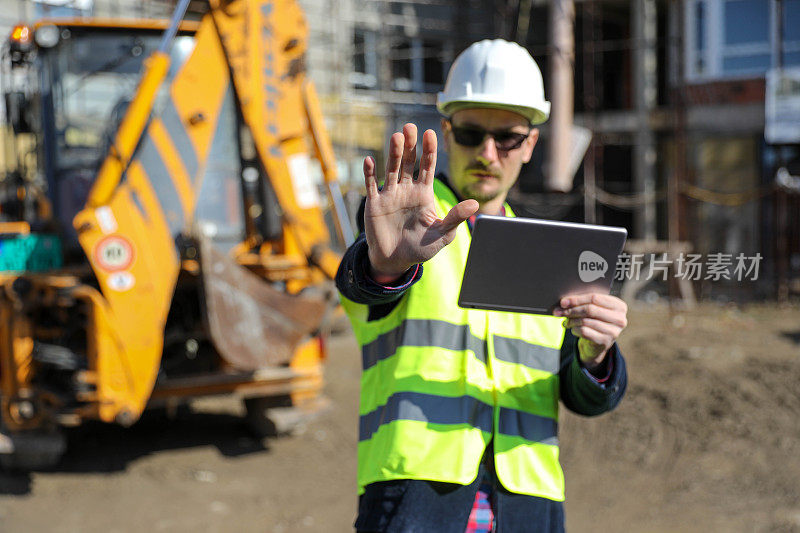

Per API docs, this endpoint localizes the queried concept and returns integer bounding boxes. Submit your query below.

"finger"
[439,199,479,234]
[559,304,627,327]
[384,132,404,191]
[570,326,609,347]
[419,129,437,185]
[400,124,417,181]
[560,293,626,312]
[563,317,621,337]
[363,156,378,198]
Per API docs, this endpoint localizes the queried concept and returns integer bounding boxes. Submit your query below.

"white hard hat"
[437,39,550,125]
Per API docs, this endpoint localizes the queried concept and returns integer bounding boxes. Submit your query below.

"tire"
[0,428,66,471]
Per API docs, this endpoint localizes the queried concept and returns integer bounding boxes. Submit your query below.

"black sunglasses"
[449,123,531,151]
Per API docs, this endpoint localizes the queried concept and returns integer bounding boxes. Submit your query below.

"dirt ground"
[0,302,799,532]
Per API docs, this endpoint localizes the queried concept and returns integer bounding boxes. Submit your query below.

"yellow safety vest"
[341,179,567,501]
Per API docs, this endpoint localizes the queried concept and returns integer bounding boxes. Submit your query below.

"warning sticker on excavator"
[94,236,134,272]
[95,206,118,234]
[107,271,135,292]
[287,153,321,209]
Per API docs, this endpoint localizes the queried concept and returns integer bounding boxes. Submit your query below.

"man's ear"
[440,118,451,150]
[521,128,539,164]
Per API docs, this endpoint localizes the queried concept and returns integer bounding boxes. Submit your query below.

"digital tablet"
[458,216,627,315]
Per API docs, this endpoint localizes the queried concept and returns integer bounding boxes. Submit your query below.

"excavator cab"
[0,1,349,469]
[3,22,257,251]
[4,24,199,249]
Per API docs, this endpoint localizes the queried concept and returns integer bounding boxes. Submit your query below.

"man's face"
[442,107,539,205]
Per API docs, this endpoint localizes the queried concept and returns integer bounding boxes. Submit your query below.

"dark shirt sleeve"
[558,329,627,416]
[335,232,422,306]
[334,198,423,320]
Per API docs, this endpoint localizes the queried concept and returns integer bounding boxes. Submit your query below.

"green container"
[0,234,63,273]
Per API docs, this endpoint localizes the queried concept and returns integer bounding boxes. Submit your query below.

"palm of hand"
[366,179,444,267]
[364,125,478,280]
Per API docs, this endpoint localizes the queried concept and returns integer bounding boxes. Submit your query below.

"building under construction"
[2,0,798,301]
[309,0,800,303]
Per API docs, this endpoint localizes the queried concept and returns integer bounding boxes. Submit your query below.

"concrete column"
[633,0,658,240]
[547,0,575,192]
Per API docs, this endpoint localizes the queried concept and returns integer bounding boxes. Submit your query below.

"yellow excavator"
[0,0,352,468]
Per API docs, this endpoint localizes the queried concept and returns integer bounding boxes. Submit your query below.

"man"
[336,39,628,533]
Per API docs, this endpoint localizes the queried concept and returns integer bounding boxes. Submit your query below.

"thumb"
[439,199,479,234]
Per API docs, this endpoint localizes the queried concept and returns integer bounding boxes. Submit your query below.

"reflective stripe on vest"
[358,391,558,445]
[342,179,567,501]
[362,317,561,374]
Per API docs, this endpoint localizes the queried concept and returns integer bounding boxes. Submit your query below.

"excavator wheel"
[0,427,67,471]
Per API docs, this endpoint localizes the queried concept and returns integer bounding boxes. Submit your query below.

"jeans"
[355,463,565,533]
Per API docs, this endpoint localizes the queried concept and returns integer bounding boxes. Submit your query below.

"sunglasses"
[449,123,531,151]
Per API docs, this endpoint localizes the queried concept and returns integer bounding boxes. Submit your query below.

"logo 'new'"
[578,251,608,282]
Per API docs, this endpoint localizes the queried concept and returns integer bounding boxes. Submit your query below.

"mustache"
[465,163,501,177]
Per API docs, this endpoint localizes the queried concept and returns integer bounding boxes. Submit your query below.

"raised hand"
[364,124,479,283]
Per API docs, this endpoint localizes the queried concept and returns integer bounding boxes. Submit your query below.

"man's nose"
[477,136,500,164]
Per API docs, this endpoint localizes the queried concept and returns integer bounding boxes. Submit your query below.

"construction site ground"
[0,302,798,532]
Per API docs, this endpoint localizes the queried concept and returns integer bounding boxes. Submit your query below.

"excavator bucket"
[199,237,330,370]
